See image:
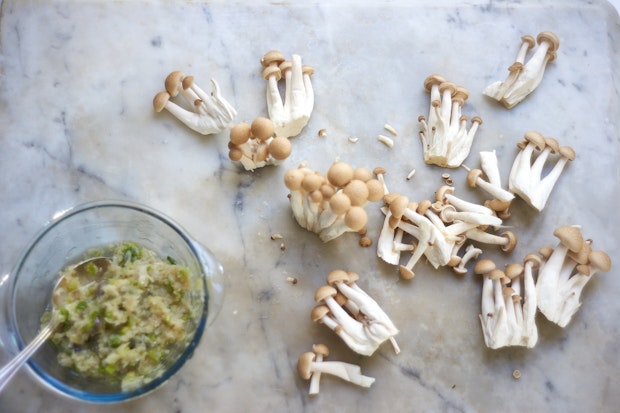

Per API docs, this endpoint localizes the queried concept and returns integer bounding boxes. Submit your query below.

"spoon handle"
[0,322,55,393]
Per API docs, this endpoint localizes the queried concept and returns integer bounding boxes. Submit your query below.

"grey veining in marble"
[0,1,619,412]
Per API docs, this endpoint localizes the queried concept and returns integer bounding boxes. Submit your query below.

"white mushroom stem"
[438,204,503,227]
[467,168,515,203]
[465,228,516,252]
[308,360,375,388]
[444,193,495,216]
[479,150,502,188]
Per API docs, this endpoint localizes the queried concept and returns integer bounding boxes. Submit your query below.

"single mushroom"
[297,347,375,395]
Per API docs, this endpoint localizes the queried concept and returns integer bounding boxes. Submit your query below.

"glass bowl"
[0,200,224,403]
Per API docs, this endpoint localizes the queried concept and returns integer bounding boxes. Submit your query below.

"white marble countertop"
[1,0,619,412]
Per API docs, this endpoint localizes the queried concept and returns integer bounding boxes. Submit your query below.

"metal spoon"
[0,257,110,393]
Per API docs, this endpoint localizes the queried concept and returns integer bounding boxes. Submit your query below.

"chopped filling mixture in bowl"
[41,242,200,392]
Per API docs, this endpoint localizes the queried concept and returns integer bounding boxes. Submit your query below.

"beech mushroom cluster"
[227,117,292,170]
[153,71,237,135]
[377,184,516,280]
[284,161,384,242]
[535,225,611,327]
[475,257,538,349]
[261,50,314,139]
[483,31,560,109]
[475,225,612,349]
[311,270,399,356]
[508,131,576,211]
[297,344,375,396]
[418,74,483,168]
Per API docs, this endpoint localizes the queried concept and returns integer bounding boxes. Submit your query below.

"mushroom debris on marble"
[377,180,516,280]
[311,271,399,356]
[508,131,576,211]
[418,74,483,168]
[535,225,612,328]
[483,31,560,109]
[283,161,383,242]
[297,344,375,396]
[475,258,538,349]
[261,50,314,139]
[153,71,237,135]
[227,117,292,171]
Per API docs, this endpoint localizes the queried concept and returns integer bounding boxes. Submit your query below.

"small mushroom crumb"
[406,168,416,181]
[286,276,298,285]
[359,236,372,247]
[280,243,286,251]
[318,128,327,137]
[384,123,398,136]
[348,136,359,143]
[270,233,283,240]
[377,134,394,148]
[513,369,522,379]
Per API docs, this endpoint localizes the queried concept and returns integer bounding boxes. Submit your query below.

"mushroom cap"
[309,190,323,204]
[345,207,368,231]
[343,179,369,206]
[347,271,360,284]
[537,31,560,52]
[559,146,576,161]
[588,250,612,273]
[399,265,415,280]
[502,286,516,298]
[181,75,195,91]
[327,162,354,188]
[302,173,323,192]
[500,231,517,253]
[302,65,315,76]
[153,91,171,112]
[261,50,286,67]
[314,285,338,302]
[228,148,243,162]
[452,86,470,104]
[553,225,584,253]
[488,269,505,281]
[373,166,387,176]
[327,269,350,286]
[523,253,543,269]
[279,60,292,73]
[268,136,292,160]
[297,352,316,380]
[230,122,252,145]
[505,263,524,279]
[284,168,306,191]
[567,240,592,265]
[523,131,546,151]
[471,116,483,125]
[311,305,330,322]
[164,71,185,96]
[329,192,352,215]
[539,246,554,260]
[435,185,455,202]
[388,195,409,219]
[320,184,336,200]
[383,192,399,205]
[262,65,282,81]
[423,74,446,91]
[521,34,536,48]
[466,169,483,188]
[312,343,329,357]
[544,137,560,154]
[251,117,275,141]
[365,179,384,202]
[417,199,432,215]
[353,167,372,182]
[474,259,496,275]
[439,81,457,95]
